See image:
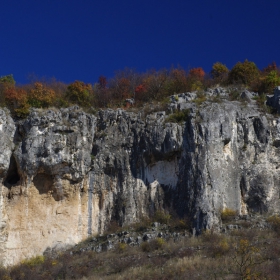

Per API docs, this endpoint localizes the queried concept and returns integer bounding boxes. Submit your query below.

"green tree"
[262,70,280,93]
[0,74,15,86]
[228,59,260,86]
[66,81,92,106]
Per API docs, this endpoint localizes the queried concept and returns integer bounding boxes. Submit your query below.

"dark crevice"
[4,155,21,188]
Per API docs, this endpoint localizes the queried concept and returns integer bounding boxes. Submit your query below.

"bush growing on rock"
[153,210,171,224]
[210,62,229,83]
[66,80,93,107]
[228,59,260,86]
[267,215,280,235]
[28,82,56,108]
[166,109,190,123]
[220,208,237,222]
[4,87,30,118]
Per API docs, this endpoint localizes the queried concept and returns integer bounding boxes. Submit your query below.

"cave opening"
[4,155,21,188]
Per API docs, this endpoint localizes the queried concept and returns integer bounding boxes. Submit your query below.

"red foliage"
[98,76,107,89]
[4,87,27,104]
[262,62,277,74]
[135,84,146,94]
[112,77,131,100]
[188,67,205,80]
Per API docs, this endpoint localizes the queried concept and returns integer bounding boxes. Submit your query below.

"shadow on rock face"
[4,155,21,188]
[33,173,62,201]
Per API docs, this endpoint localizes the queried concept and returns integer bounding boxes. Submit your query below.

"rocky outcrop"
[267,86,280,113]
[1,88,280,266]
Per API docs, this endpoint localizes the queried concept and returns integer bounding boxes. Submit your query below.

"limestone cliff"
[1,88,280,266]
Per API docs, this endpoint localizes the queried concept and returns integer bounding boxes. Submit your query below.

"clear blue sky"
[1,0,280,85]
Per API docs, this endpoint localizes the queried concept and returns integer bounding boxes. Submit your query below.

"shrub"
[189,67,205,81]
[166,109,190,123]
[267,215,280,235]
[117,242,127,253]
[228,59,260,86]
[141,238,165,252]
[66,80,92,107]
[141,241,151,252]
[193,91,207,105]
[167,213,191,231]
[215,238,230,256]
[231,239,263,279]
[228,88,240,101]
[4,87,30,118]
[221,208,237,222]
[0,74,15,86]
[21,255,45,267]
[133,216,151,232]
[210,62,229,83]
[262,70,280,93]
[153,210,171,225]
[28,82,56,108]
[164,68,188,96]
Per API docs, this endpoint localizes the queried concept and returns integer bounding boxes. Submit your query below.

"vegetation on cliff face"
[1,60,280,118]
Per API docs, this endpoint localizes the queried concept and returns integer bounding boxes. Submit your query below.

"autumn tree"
[93,76,111,107]
[4,87,30,118]
[28,82,56,108]
[109,68,142,105]
[98,75,107,90]
[262,61,277,75]
[164,68,188,95]
[139,69,168,101]
[228,59,260,86]
[210,62,229,83]
[66,81,92,107]
[188,67,205,91]
[189,67,205,80]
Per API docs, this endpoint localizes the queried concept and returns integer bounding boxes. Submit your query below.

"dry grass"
[3,219,280,280]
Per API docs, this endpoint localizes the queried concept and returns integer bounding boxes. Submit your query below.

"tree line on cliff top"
[1,60,280,118]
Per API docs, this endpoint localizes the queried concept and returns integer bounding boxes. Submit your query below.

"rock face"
[267,86,280,113]
[1,89,280,266]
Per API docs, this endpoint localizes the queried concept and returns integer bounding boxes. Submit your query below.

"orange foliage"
[188,67,205,80]
[4,87,30,117]
[29,82,56,108]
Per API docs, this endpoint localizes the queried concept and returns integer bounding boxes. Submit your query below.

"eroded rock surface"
[1,89,280,265]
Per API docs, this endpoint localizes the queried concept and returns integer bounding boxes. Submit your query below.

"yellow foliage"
[221,208,237,222]
[117,242,127,252]
[21,255,45,267]
[29,83,55,108]
[156,237,165,249]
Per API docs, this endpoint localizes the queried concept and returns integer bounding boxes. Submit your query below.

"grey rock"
[240,90,258,102]
[2,87,280,265]
[266,86,280,113]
